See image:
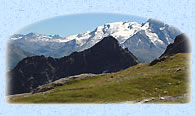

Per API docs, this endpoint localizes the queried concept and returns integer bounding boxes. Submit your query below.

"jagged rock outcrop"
[7,36,139,95]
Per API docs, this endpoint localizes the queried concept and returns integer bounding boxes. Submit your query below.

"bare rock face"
[7,36,139,95]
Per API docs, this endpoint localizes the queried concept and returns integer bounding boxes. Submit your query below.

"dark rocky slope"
[150,33,190,65]
[7,36,139,95]
[160,33,190,56]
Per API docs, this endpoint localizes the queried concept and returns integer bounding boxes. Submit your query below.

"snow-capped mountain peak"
[9,19,181,62]
[10,32,63,42]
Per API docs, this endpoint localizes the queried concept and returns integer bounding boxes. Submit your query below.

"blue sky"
[16,13,148,37]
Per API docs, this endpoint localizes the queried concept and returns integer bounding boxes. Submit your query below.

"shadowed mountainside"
[160,33,190,56]
[150,33,190,66]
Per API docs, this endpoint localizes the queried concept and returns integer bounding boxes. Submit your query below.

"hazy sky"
[16,13,148,37]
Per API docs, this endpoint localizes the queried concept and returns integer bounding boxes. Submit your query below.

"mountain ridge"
[7,36,139,95]
[9,19,181,63]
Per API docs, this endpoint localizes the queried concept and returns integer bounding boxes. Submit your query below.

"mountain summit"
[7,36,139,95]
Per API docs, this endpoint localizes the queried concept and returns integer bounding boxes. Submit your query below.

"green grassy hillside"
[8,53,191,104]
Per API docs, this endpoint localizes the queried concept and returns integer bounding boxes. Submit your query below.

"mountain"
[160,33,190,56]
[7,43,33,70]
[150,33,190,65]
[122,19,182,61]
[9,19,181,62]
[146,19,181,45]
[9,33,68,57]
[7,36,139,95]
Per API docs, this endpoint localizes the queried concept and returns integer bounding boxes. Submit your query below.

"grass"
[8,53,191,104]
